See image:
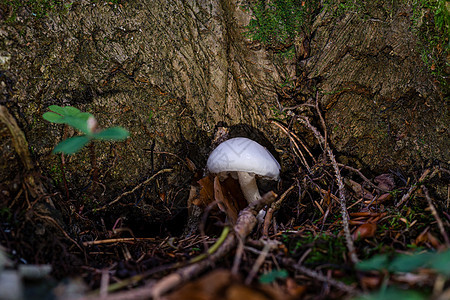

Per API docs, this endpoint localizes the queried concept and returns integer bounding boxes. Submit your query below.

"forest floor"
[1,104,450,300]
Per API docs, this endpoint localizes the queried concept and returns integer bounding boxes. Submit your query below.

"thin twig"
[93,168,172,212]
[337,163,389,192]
[423,186,450,247]
[396,168,438,208]
[298,116,358,264]
[245,241,272,284]
[314,91,327,147]
[83,237,156,246]
[263,184,296,237]
[270,120,314,170]
[34,212,84,252]
[231,238,244,275]
[281,258,356,294]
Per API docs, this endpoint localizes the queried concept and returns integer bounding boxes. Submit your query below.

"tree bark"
[0,0,447,202]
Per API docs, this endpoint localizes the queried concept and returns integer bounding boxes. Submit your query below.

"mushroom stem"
[237,171,261,204]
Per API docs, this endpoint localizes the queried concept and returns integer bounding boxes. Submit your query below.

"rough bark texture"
[0,0,448,204]
[0,0,285,203]
[306,3,448,171]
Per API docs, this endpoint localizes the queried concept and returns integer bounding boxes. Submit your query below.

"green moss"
[1,0,122,19]
[411,0,449,94]
[243,0,322,50]
[1,0,69,19]
[283,232,347,265]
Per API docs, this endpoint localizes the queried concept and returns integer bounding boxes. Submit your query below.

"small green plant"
[259,269,288,284]
[355,250,450,300]
[43,105,129,155]
[357,249,450,275]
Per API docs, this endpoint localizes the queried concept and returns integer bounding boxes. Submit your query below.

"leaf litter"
[1,104,449,300]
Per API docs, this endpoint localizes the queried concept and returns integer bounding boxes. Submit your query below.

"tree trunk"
[0,0,447,204]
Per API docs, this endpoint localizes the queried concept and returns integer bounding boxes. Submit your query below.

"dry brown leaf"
[227,285,272,300]
[374,174,395,191]
[193,176,215,207]
[186,175,248,225]
[346,179,374,199]
[285,277,307,298]
[415,227,440,247]
[427,232,442,248]
[214,176,248,224]
[352,223,377,240]
[373,193,393,204]
[165,269,289,300]
[360,276,382,289]
[213,176,228,215]
[165,269,232,300]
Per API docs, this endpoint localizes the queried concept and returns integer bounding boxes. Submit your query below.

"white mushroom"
[206,137,281,206]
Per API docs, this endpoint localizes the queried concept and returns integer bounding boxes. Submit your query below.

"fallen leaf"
[213,176,247,224]
[414,227,442,248]
[352,223,377,240]
[165,269,232,300]
[285,277,307,298]
[227,285,271,300]
[165,269,289,300]
[345,179,374,199]
[374,174,395,191]
[373,193,392,204]
[360,275,382,289]
[192,176,215,207]
[427,232,441,248]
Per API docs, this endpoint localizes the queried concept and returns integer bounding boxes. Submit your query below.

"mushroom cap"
[207,137,281,180]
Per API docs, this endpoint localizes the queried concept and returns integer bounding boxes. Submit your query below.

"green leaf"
[354,286,426,300]
[63,114,93,134]
[93,127,130,140]
[44,106,93,133]
[62,106,81,116]
[259,269,288,284]
[357,254,389,271]
[48,105,66,115]
[43,112,64,123]
[428,250,450,276]
[388,252,432,273]
[53,136,90,154]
